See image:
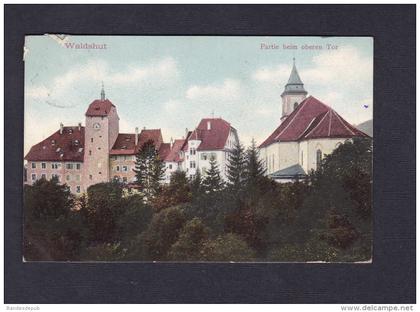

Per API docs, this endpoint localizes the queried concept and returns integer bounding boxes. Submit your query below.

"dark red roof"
[183,118,232,151]
[165,139,186,162]
[85,99,115,117]
[110,129,163,155]
[259,96,369,148]
[25,126,85,161]
[158,143,171,160]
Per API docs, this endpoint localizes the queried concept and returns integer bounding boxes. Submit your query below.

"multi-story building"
[180,118,239,180]
[24,87,239,193]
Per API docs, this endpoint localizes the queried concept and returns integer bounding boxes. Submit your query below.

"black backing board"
[4,4,416,303]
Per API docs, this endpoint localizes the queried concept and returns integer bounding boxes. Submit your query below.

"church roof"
[25,126,85,162]
[282,60,307,96]
[270,164,306,179]
[259,96,369,148]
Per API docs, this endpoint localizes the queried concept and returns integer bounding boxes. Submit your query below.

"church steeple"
[100,81,105,101]
[280,59,308,121]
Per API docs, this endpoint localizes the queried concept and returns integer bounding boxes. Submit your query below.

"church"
[259,60,369,182]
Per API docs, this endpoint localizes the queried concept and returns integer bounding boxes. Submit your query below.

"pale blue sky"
[24,36,373,154]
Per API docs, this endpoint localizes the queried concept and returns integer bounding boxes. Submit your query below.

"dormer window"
[56,147,61,153]
[74,139,80,146]
[69,129,73,134]
[121,146,127,149]
[51,139,56,145]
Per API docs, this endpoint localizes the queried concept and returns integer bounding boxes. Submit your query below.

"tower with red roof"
[83,85,120,189]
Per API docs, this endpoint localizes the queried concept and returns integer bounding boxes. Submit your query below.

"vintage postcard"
[23,36,373,262]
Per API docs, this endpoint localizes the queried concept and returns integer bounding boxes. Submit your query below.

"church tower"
[83,83,119,190]
[281,59,307,122]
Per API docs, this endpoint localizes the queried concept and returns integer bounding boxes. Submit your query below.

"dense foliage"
[24,138,372,262]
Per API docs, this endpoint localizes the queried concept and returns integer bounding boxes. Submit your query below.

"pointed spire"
[282,58,307,96]
[287,58,304,85]
[100,81,105,101]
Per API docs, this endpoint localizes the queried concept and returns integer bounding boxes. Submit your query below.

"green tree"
[189,170,202,197]
[226,141,246,191]
[168,217,210,260]
[202,156,224,193]
[244,139,266,189]
[116,194,153,244]
[140,206,187,260]
[23,177,85,261]
[152,170,191,211]
[133,139,165,199]
[85,181,124,243]
[200,233,256,261]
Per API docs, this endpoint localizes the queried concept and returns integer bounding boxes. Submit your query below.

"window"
[122,166,128,172]
[41,162,46,169]
[76,163,81,170]
[190,161,196,169]
[89,150,92,156]
[41,173,46,179]
[316,149,322,170]
[31,162,36,169]
[91,138,93,143]
[116,165,120,172]
[122,177,127,183]
[210,153,217,160]
[89,175,92,180]
[31,174,36,181]
[76,186,81,193]
[201,167,207,175]
[51,163,60,169]
[66,163,74,170]
[201,153,208,161]
[66,175,71,181]
[75,175,81,181]
[168,164,173,170]
[190,148,196,155]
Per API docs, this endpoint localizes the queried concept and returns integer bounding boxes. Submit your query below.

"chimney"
[135,127,139,145]
[170,137,174,149]
[207,121,211,130]
[59,122,64,134]
[78,122,82,131]
[185,128,188,138]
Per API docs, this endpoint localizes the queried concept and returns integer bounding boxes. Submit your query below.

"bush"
[200,233,256,261]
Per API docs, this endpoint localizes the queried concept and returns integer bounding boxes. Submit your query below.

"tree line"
[23,137,372,262]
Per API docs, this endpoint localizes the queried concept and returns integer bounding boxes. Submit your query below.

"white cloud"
[252,64,290,84]
[185,79,241,101]
[26,57,180,106]
[109,57,179,85]
[302,45,372,91]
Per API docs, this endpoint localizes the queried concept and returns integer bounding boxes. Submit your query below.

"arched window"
[294,102,299,110]
[316,149,322,170]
